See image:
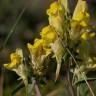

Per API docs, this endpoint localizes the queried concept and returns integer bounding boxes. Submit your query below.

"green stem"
[74,78,96,85]
[34,79,41,96]
[82,73,95,96]
[11,81,24,96]
[77,86,80,96]
[66,48,95,96]
[3,6,26,47]
[66,58,76,96]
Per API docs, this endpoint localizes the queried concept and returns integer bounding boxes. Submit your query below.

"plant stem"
[34,79,41,96]
[66,48,95,96]
[67,59,76,96]
[3,6,26,47]
[82,73,95,96]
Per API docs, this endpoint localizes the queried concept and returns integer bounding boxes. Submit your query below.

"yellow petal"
[4,63,15,69]
[81,32,96,40]
[44,48,52,56]
[47,1,62,16]
[4,49,22,70]
[27,43,33,50]
[72,0,90,27]
[40,26,57,43]
[34,39,44,48]
[81,33,87,40]
[73,0,87,20]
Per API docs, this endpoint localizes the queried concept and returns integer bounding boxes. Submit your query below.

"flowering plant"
[3,0,96,95]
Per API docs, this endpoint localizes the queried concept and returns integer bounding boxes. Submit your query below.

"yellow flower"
[81,32,95,40]
[27,39,43,57]
[40,25,64,79]
[72,0,90,27]
[27,39,51,56]
[47,1,62,16]
[40,26,57,44]
[27,39,52,75]
[70,0,90,40]
[73,12,90,27]
[47,1,65,38]
[4,48,27,86]
[4,50,22,70]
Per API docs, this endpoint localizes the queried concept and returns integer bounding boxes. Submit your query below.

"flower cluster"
[4,0,96,84]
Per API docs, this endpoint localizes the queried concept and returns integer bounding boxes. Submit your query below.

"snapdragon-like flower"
[47,1,62,16]
[40,25,64,80]
[40,25,57,44]
[27,39,52,76]
[4,49,22,69]
[27,39,52,57]
[47,1,65,37]
[70,0,90,40]
[4,49,28,86]
[73,12,89,27]
[72,0,90,27]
